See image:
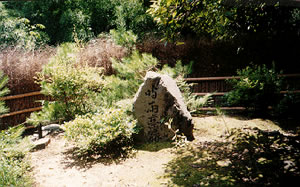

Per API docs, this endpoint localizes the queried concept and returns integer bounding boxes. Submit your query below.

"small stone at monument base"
[133,71,194,142]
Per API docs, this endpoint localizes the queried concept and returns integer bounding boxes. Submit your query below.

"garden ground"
[29,115,298,187]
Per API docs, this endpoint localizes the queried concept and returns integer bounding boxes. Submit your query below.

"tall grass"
[0,47,55,94]
[79,38,128,75]
[0,38,128,95]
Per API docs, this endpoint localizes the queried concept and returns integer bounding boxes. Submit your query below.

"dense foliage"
[275,92,300,118]
[0,3,49,50]
[224,64,283,114]
[27,43,105,124]
[64,106,137,157]
[0,71,9,115]
[148,0,300,41]
[0,126,33,186]
[3,0,154,45]
[26,38,156,156]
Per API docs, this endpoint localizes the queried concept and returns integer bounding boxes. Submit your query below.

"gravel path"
[30,133,174,187]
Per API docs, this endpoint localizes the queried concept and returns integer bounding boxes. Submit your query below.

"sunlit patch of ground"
[193,115,284,142]
[29,115,299,187]
[30,133,175,187]
[163,116,300,187]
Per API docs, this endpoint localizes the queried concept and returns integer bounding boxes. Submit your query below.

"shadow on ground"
[60,140,136,170]
[60,147,132,170]
[134,141,174,152]
[163,128,300,186]
[60,141,174,170]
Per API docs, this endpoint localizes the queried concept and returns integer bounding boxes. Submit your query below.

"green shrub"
[64,106,137,157]
[26,101,66,126]
[63,49,149,157]
[274,92,300,118]
[0,126,32,160]
[0,71,10,115]
[101,51,159,106]
[148,0,298,41]
[0,71,32,186]
[109,29,137,50]
[28,43,105,124]
[0,126,33,187]
[0,3,49,50]
[6,0,154,44]
[224,64,283,114]
[111,0,155,35]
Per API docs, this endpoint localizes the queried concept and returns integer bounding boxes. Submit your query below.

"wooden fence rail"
[1,74,300,129]
[0,107,42,119]
[0,91,44,129]
[184,74,300,82]
[0,91,42,101]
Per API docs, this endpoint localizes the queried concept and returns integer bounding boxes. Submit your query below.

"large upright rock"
[133,71,194,142]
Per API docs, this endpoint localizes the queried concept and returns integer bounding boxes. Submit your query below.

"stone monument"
[133,71,194,142]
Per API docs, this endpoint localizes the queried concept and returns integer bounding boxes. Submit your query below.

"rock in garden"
[42,124,63,132]
[32,137,51,151]
[133,71,194,142]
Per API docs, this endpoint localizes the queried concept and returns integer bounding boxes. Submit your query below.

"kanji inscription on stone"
[133,71,194,142]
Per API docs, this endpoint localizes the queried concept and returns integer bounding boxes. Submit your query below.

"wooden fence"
[1,74,300,129]
[0,91,44,130]
[185,73,300,107]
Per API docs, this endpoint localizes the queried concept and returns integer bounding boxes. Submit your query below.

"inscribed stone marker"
[133,71,194,142]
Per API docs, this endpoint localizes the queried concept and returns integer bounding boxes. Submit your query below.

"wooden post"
[38,124,42,139]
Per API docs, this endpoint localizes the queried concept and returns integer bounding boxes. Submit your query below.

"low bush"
[224,64,283,115]
[0,126,33,187]
[62,49,159,157]
[64,106,137,158]
[28,43,105,124]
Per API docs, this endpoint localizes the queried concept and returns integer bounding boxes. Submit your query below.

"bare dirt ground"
[29,115,287,187]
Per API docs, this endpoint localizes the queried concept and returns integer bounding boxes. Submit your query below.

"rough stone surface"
[133,71,194,142]
[32,137,51,151]
[42,124,63,132]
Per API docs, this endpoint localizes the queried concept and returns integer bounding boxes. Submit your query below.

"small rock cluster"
[30,124,63,151]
